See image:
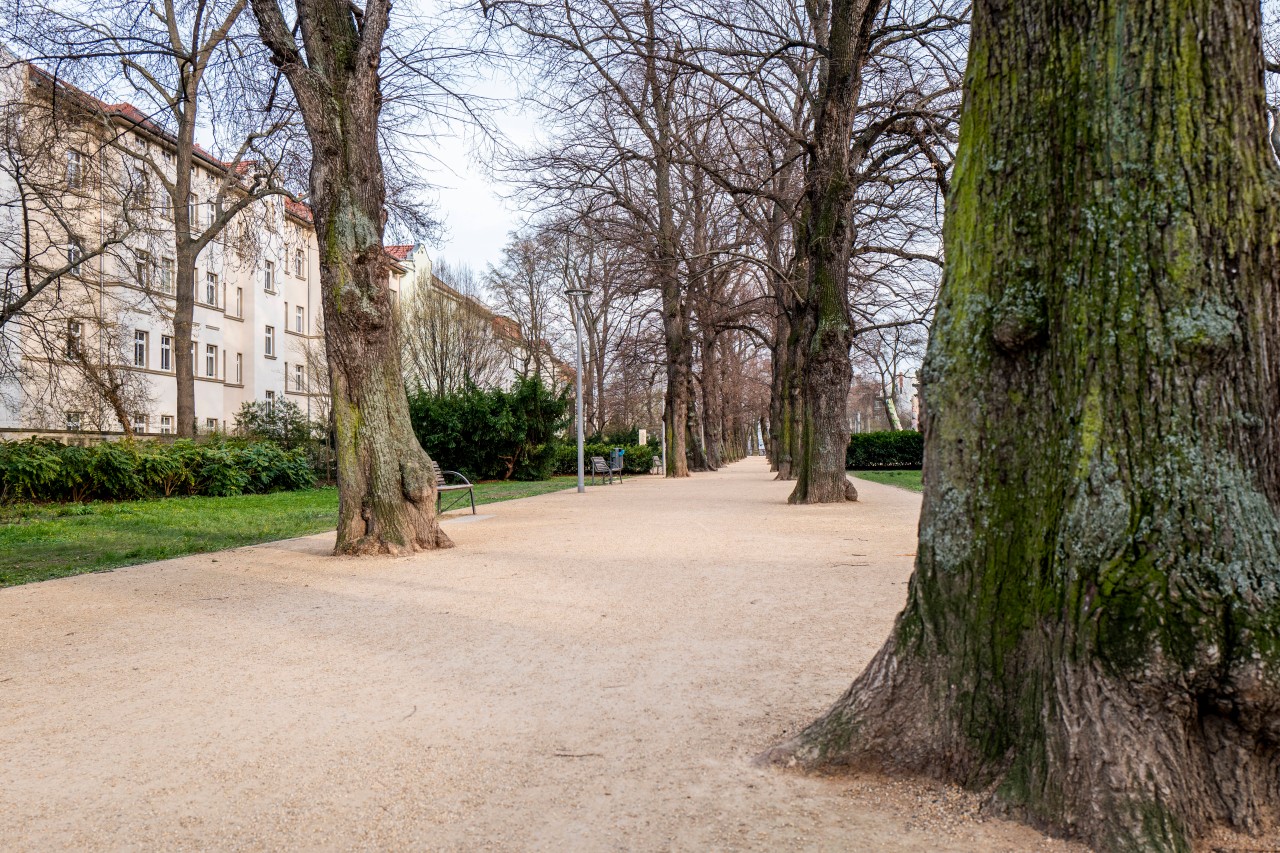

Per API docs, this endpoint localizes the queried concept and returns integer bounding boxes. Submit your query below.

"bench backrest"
[430,460,446,487]
[590,456,609,472]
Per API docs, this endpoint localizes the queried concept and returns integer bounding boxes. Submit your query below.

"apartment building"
[0,58,354,438]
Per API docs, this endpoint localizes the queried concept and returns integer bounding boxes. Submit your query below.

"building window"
[263,260,275,293]
[67,240,83,276]
[295,305,305,333]
[205,417,218,433]
[187,193,198,231]
[66,320,82,358]
[294,249,304,278]
[265,325,275,357]
[265,390,276,406]
[134,251,150,287]
[206,197,216,229]
[205,271,218,306]
[65,411,82,432]
[160,415,173,434]
[235,353,242,384]
[190,342,195,376]
[160,335,172,371]
[235,287,243,317]
[132,413,147,434]
[133,330,147,367]
[66,149,82,188]
[160,257,174,295]
[293,362,305,392]
[205,344,217,378]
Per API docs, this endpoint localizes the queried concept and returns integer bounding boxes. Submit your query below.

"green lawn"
[849,469,923,492]
[0,476,582,588]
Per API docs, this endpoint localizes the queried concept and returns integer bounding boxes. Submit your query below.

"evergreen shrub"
[846,430,924,470]
[407,378,571,481]
[0,437,315,503]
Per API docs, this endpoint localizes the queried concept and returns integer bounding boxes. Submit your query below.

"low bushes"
[846,430,923,470]
[553,443,655,476]
[0,437,315,503]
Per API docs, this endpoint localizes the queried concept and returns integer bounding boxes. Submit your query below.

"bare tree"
[250,0,453,554]
[486,228,569,382]
[401,258,508,394]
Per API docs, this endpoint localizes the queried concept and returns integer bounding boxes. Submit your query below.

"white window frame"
[160,335,172,371]
[293,362,305,392]
[66,320,82,358]
[160,415,174,435]
[133,330,147,368]
[65,411,83,432]
[67,240,83,276]
[235,353,243,384]
[263,260,275,293]
[66,149,82,188]
[160,257,174,295]
[295,305,305,333]
[265,325,275,357]
[205,343,217,378]
[205,271,219,306]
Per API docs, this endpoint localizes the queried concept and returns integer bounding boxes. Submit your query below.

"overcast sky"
[419,135,521,278]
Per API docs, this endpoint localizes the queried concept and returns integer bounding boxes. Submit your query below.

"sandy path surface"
[1,456,1085,851]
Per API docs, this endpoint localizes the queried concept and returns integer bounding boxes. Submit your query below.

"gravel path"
[1,456,1084,851]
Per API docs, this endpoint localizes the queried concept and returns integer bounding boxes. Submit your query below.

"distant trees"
[400,258,508,395]
[485,0,961,484]
[485,229,568,382]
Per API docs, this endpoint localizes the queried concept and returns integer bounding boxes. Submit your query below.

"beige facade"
[0,61,335,438]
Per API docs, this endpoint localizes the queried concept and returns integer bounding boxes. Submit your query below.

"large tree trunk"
[251,0,451,555]
[762,1,1280,849]
[173,115,197,438]
[768,314,789,475]
[785,0,881,504]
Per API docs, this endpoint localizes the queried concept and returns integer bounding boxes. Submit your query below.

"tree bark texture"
[252,0,451,555]
[763,1,1280,849]
[787,0,881,504]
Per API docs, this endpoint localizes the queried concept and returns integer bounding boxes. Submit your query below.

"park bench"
[589,455,615,485]
[431,461,476,514]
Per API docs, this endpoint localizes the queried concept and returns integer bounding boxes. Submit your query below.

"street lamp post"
[565,287,590,494]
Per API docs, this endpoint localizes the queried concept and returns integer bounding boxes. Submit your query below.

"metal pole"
[572,296,585,494]
[661,421,667,477]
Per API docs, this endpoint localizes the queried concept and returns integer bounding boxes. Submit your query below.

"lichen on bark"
[761,1,1280,849]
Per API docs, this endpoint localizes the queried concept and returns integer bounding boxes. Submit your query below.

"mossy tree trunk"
[763,1,1280,849]
[251,0,451,555]
[787,0,882,504]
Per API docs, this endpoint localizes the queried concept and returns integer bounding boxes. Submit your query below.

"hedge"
[846,430,923,470]
[0,438,315,503]
[407,379,570,482]
[553,443,656,476]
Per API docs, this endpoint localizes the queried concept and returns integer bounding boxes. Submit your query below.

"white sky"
[417,135,522,277]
